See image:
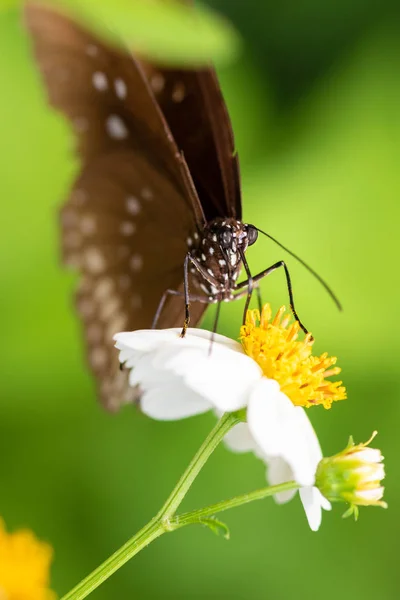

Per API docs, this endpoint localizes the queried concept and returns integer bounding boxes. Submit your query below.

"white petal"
[114,328,261,420]
[156,341,262,412]
[247,380,322,485]
[141,383,212,420]
[299,487,331,532]
[355,463,385,482]
[354,487,385,502]
[248,381,321,487]
[267,457,298,503]
[114,327,242,354]
[115,328,182,353]
[246,378,284,451]
[224,422,259,453]
[353,448,383,464]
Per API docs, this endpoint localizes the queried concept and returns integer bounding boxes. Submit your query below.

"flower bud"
[315,432,387,519]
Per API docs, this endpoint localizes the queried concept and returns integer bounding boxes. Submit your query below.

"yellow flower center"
[0,519,55,600]
[240,304,346,409]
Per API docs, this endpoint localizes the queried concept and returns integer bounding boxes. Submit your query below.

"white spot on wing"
[92,71,108,91]
[150,73,165,93]
[90,347,108,369]
[141,187,153,200]
[172,81,186,102]
[94,278,113,301]
[81,215,96,235]
[106,314,128,339]
[126,196,141,215]
[86,44,99,57]
[106,114,129,139]
[85,247,105,274]
[120,221,136,236]
[114,78,127,99]
[130,254,143,271]
[100,297,120,321]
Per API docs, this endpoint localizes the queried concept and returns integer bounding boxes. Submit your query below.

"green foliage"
[199,517,230,540]
[0,2,398,600]
[37,0,240,65]
[0,0,19,10]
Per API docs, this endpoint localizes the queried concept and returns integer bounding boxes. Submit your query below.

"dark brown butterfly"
[25,2,339,411]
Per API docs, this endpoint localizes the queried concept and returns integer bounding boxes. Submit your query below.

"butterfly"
[25,2,340,411]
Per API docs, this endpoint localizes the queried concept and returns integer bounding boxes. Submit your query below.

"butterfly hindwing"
[26,3,209,408]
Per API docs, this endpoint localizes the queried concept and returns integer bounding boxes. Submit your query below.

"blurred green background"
[0,1,399,598]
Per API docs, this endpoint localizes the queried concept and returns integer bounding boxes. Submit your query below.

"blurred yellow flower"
[240,304,346,409]
[0,519,55,600]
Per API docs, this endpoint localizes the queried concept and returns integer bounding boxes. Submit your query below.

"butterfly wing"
[143,64,242,221]
[26,3,207,409]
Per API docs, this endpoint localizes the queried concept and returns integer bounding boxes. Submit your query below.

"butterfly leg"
[181,253,222,338]
[152,289,185,329]
[238,249,256,326]
[208,300,222,355]
[152,287,215,330]
[235,260,310,337]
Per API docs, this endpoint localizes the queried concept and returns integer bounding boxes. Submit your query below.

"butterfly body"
[187,218,257,302]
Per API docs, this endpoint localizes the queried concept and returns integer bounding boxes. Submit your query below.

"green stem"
[61,477,299,599]
[170,481,299,529]
[157,411,240,522]
[60,412,239,600]
[60,517,163,600]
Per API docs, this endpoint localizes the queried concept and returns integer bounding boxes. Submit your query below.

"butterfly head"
[190,218,258,297]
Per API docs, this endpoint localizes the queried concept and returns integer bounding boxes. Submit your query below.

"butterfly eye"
[246,224,258,246]
[219,227,233,249]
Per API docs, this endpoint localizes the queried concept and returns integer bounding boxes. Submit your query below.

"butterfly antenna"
[256,227,342,311]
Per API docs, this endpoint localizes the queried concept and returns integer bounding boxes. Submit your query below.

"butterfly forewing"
[25,3,204,219]
[26,3,208,409]
[143,64,241,221]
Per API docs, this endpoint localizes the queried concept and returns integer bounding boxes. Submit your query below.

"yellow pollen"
[0,519,55,600]
[240,304,346,409]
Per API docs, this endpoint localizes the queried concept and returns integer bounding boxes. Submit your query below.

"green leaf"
[52,0,241,66]
[199,517,230,540]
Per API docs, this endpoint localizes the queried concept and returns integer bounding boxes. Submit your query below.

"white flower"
[315,432,387,516]
[225,380,331,531]
[114,324,332,530]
